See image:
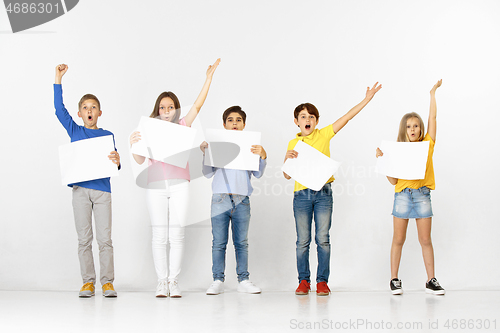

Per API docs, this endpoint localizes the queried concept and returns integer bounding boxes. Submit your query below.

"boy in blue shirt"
[200,106,266,295]
[54,64,120,297]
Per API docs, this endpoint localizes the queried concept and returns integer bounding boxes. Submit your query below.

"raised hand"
[365,82,382,100]
[185,58,222,127]
[206,58,221,79]
[430,79,442,94]
[428,79,441,141]
[130,131,141,146]
[55,64,68,84]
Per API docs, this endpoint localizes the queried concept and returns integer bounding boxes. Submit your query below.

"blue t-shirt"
[54,84,119,193]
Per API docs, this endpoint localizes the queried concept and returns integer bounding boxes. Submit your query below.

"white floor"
[0,290,498,333]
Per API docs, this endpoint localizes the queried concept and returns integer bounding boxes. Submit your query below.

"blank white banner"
[376,140,429,180]
[59,135,119,186]
[130,116,197,168]
[204,129,261,171]
[281,140,341,191]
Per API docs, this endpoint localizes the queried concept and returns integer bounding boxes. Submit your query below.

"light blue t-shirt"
[202,155,266,196]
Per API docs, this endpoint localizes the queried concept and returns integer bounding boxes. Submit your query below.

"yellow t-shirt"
[395,133,435,193]
[287,124,336,192]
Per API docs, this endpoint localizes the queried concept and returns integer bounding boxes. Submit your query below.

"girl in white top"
[130,59,220,297]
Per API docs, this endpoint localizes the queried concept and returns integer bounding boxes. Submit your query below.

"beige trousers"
[72,186,114,285]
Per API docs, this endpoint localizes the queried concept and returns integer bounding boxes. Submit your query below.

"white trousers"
[146,179,188,282]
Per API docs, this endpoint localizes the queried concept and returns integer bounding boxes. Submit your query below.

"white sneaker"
[156,280,168,297]
[237,280,261,294]
[206,280,224,295]
[169,280,182,298]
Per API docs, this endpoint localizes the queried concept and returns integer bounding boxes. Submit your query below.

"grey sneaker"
[102,283,117,297]
[206,280,224,295]
[79,282,95,297]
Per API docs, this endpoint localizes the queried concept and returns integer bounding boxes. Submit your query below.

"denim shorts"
[392,186,433,219]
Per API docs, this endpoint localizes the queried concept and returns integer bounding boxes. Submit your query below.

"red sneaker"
[295,280,310,295]
[316,282,330,296]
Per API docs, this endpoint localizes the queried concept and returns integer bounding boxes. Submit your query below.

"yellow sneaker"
[102,283,117,297]
[79,282,95,297]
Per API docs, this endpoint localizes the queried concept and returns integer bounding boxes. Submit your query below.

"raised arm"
[184,58,221,127]
[54,64,79,136]
[332,82,382,134]
[427,79,442,142]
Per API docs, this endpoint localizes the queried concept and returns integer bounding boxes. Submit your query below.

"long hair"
[149,91,181,124]
[397,112,425,142]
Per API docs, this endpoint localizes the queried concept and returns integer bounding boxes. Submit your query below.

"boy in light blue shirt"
[200,106,266,295]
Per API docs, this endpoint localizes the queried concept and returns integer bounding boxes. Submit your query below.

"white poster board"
[281,140,341,191]
[130,116,197,168]
[376,140,430,180]
[59,135,119,185]
[204,129,261,171]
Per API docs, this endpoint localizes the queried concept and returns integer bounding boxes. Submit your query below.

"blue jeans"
[293,183,333,283]
[211,193,251,282]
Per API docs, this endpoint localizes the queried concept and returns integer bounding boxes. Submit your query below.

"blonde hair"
[397,112,425,142]
[78,94,100,110]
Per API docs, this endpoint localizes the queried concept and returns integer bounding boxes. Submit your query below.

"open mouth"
[305,125,311,129]
[88,115,93,121]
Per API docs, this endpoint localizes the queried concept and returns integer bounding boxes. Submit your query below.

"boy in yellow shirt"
[284,83,381,296]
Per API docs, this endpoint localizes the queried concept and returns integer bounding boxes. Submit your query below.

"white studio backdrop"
[1,0,499,292]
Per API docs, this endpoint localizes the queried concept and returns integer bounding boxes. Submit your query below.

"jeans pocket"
[240,196,250,206]
[420,186,430,195]
[294,188,308,197]
[212,193,226,204]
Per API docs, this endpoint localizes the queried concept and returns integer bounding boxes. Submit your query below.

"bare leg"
[391,217,409,279]
[416,217,434,281]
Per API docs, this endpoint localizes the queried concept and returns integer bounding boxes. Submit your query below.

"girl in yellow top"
[376,80,445,296]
